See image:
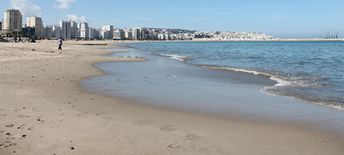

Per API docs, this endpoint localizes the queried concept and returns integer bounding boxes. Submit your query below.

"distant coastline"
[111,38,344,44]
[266,38,344,42]
[189,38,344,42]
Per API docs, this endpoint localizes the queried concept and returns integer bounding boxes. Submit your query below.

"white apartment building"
[124,29,132,40]
[2,9,22,33]
[80,22,89,39]
[113,29,125,40]
[27,16,44,39]
[101,25,114,39]
[132,27,141,40]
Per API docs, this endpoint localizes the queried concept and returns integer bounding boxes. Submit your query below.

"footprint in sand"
[0,114,8,117]
[27,126,34,131]
[186,134,201,141]
[18,115,31,119]
[0,141,14,148]
[160,125,176,132]
[17,125,26,130]
[168,143,181,150]
[37,118,44,122]
[5,124,15,128]
[318,138,331,143]
[134,120,151,126]
[21,134,27,138]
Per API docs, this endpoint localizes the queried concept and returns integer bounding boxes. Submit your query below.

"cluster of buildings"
[192,31,274,41]
[1,9,274,41]
[0,9,101,40]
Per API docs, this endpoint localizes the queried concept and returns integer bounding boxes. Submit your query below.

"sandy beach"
[0,40,343,155]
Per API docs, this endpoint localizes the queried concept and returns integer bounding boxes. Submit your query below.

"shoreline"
[84,45,344,135]
[118,42,344,111]
[109,38,344,43]
[200,64,344,111]
[1,41,344,154]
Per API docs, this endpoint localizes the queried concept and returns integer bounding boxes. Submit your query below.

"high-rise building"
[80,22,89,39]
[148,29,155,40]
[52,25,62,39]
[158,33,166,40]
[2,9,22,33]
[124,29,132,40]
[27,16,44,39]
[113,29,125,40]
[59,21,71,40]
[140,28,149,40]
[44,25,53,39]
[70,21,78,39]
[132,28,141,40]
[101,25,113,39]
[89,28,100,40]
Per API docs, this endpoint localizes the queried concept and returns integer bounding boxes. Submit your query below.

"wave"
[126,43,344,111]
[203,65,293,87]
[202,65,327,88]
[201,65,344,111]
[160,53,188,62]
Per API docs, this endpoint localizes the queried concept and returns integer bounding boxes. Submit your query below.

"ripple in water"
[129,41,344,110]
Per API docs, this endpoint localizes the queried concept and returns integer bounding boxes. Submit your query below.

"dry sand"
[0,40,343,155]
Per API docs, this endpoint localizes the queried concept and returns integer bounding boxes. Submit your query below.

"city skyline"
[1,0,344,38]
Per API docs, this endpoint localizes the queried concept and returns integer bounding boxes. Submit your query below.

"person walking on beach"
[57,38,63,50]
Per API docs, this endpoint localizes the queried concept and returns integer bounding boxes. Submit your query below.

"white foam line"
[205,66,291,87]
[203,65,344,111]
[160,53,187,62]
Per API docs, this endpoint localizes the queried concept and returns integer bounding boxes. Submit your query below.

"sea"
[127,41,344,110]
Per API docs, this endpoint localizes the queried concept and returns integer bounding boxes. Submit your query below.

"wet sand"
[83,49,344,136]
[0,41,343,155]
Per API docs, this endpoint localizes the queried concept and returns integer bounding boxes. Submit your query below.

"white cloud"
[55,0,76,9]
[67,14,87,22]
[10,0,42,16]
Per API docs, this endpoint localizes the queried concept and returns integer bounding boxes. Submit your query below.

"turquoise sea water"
[129,41,344,110]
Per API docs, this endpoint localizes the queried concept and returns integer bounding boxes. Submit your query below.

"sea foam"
[160,53,188,62]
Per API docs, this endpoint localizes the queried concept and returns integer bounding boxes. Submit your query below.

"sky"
[0,0,344,38]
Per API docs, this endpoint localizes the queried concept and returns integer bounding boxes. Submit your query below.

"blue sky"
[1,0,344,38]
